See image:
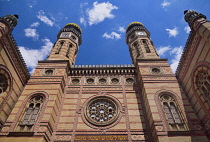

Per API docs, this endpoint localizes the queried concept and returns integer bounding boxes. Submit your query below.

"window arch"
[19,94,44,131]
[160,94,186,131]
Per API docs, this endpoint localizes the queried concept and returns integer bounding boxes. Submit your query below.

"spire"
[48,23,82,67]
[126,22,159,64]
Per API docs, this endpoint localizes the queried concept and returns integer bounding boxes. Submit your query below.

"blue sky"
[1,0,210,74]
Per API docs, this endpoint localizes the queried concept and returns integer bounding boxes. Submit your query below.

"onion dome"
[2,14,19,27]
[57,23,82,45]
[64,23,82,34]
[126,22,144,33]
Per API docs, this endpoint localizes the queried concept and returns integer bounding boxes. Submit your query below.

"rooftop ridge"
[72,64,135,68]
[175,30,194,75]
[10,34,30,78]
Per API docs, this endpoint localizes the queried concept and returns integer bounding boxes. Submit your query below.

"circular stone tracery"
[0,74,8,94]
[85,96,119,126]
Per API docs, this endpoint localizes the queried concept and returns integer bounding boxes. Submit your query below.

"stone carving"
[55,135,71,141]
[131,135,145,140]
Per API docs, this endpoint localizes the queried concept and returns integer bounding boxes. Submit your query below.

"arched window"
[142,39,151,53]
[0,74,7,94]
[196,70,210,101]
[160,94,186,131]
[66,43,73,57]
[132,41,140,56]
[19,95,43,131]
[55,41,64,54]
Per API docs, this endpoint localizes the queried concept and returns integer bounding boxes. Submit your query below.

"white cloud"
[184,25,191,34]
[30,22,40,27]
[118,26,125,33]
[19,38,53,72]
[166,27,179,37]
[80,17,86,26]
[102,32,121,40]
[170,46,183,73]
[161,1,171,8]
[24,28,39,39]
[26,0,37,8]
[87,2,118,25]
[157,46,171,56]
[37,10,54,26]
[79,2,88,26]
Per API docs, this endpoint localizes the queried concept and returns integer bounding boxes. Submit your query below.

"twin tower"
[0,10,209,142]
[48,22,159,66]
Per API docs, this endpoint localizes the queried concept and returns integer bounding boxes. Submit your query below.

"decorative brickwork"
[0,11,210,142]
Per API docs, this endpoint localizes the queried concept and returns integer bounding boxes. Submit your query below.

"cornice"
[69,64,136,76]
[1,34,30,84]
[175,31,195,76]
[136,58,168,62]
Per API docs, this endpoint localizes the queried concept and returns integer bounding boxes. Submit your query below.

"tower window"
[55,41,64,54]
[132,41,139,48]
[151,68,161,74]
[71,35,76,40]
[130,34,135,40]
[19,95,43,131]
[66,43,73,58]
[160,94,186,131]
[142,39,151,53]
[45,69,54,76]
[132,41,140,57]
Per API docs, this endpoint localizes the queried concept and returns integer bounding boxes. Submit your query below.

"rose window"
[85,97,119,126]
[0,74,7,94]
[196,70,210,99]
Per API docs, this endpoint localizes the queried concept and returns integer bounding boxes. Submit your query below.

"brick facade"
[0,11,209,142]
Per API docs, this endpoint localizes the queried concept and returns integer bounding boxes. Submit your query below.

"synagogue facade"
[0,10,209,142]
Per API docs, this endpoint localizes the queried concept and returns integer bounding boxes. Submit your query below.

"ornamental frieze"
[75,135,128,141]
